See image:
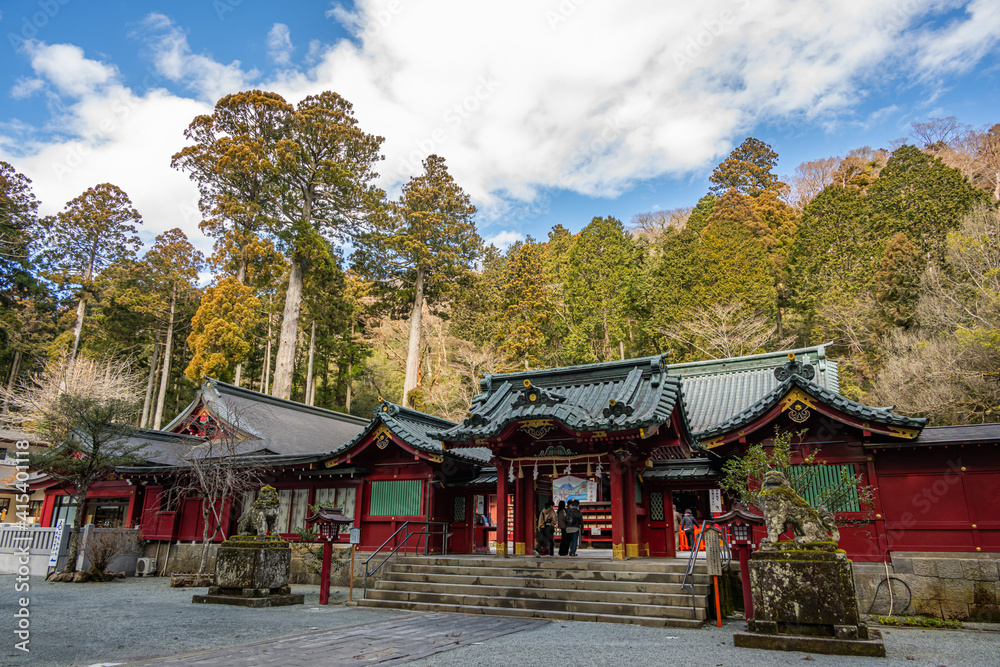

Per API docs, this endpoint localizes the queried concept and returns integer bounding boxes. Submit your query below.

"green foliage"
[353,154,480,317]
[709,137,785,197]
[719,428,874,516]
[186,277,261,382]
[874,615,963,629]
[496,238,552,370]
[562,217,643,363]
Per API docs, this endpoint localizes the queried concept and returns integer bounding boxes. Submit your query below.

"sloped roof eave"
[694,375,928,443]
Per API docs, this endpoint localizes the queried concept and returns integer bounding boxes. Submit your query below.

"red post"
[714,575,722,628]
[610,457,625,559]
[737,544,753,620]
[496,461,508,557]
[623,464,639,558]
[319,539,332,605]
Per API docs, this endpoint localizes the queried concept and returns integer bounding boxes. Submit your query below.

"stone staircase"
[357,555,711,628]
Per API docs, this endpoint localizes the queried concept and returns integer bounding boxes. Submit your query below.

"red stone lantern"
[306,506,354,605]
[714,506,765,620]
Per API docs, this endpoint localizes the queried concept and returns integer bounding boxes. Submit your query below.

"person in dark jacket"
[556,500,569,556]
[565,499,584,556]
[681,508,696,551]
[534,501,556,556]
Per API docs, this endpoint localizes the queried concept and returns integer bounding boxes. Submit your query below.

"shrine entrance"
[431,356,698,559]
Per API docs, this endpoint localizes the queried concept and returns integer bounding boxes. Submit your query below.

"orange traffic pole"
[713,575,722,628]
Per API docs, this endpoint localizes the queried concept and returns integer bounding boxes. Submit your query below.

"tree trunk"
[69,296,87,364]
[272,262,304,400]
[198,498,218,574]
[305,321,316,405]
[234,363,242,388]
[153,287,177,430]
[141,338,160,428]
[262,317,273,394]
[3,349,22,412]
[402,268,425,407]
[619,340,625,361]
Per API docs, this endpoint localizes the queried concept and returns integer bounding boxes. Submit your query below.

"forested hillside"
[2,94,998,427]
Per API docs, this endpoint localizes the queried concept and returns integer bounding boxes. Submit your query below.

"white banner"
[47,518,65,567]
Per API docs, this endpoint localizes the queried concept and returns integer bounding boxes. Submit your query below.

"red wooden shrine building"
[30,345,1000,563]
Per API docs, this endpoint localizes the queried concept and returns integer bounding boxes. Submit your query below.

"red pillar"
[623,465,639,558]
[496,461,508,557]
[665,487,677,558]
[736,545,753,619]
[514,468,527,555]
[319,540,332,605]
[610,457,625,559]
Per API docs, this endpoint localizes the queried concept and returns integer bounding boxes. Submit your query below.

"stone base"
[734,628,886,657]
[192,592,305,608]
[170,573,215,588]
[215,536,292,590]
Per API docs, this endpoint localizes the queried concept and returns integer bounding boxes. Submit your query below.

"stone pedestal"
[192,536,304,608]
[733,546,885,657]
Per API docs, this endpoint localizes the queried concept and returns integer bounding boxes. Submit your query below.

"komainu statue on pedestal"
[237,485,280,536]
[759,470,839,547]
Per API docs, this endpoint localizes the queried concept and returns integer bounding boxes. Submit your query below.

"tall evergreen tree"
[353,154,480,407]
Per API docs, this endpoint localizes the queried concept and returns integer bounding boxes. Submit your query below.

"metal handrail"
[680,521,732,620]
[362,520,452,599]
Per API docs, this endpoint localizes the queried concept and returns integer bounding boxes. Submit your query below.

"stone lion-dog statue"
[237,485,280,537]
[758,470,839,548]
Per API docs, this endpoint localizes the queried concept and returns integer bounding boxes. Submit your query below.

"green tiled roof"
[332,401,491,464]
[695,365,927,440]
[669,344,839,433]
[432,355,695,444]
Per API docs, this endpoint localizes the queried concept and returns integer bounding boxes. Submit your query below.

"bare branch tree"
[910,116,970,148]
[167,403,271,574]
[785,157,840,210]
[660,301,793,359]
[0,355,145,572]
[629,208,692,244]
[82,522,143,581]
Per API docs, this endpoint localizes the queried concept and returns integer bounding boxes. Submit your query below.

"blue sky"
[2,0,999,257]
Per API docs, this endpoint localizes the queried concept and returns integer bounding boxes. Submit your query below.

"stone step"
[384,563,709,585]
[393,556,705,575]
[366,587,708,620]
[374,579,707,607]
[356,598,706,628]
[382,571,710,596]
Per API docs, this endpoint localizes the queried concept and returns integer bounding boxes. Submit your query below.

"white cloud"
[484,230,524,251]
[267,23,294,66]
[23,41,117,97]
[3,1,1000,261]
[136,13,257,102]
[10,77,44,99]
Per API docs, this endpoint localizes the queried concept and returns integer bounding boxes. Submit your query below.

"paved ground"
[2,574,997,666]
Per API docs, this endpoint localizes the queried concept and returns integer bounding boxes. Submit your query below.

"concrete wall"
[853,552,1000,622]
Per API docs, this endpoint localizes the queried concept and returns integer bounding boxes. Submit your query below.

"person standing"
[681,509,696,552]
[674,506,683,551]
[535,501,556,556]
[556,500,570,556]
[566,499,584,556]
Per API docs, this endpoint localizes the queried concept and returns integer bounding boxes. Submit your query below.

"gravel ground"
[0,574,403,666]
[421,617,1000,667]
[2,574,997,667]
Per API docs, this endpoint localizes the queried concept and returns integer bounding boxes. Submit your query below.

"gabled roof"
[669,344,839,434]
[644,458,719,481]
[164,379,368,457]
[329,401,491,465]
[695,356,927,445]
[433,355,695,445]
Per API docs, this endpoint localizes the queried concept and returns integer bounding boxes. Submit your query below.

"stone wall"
[139,541,377,588]
[853,552,1000,622]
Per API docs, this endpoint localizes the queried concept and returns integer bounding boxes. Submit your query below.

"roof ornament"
[511,380,566,409]
[603,398,635,419]
[774,352,816,383]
